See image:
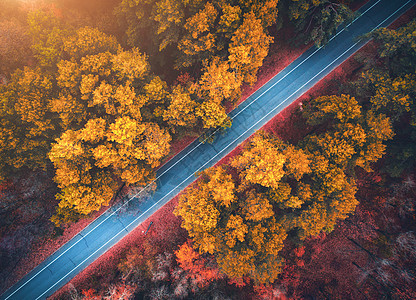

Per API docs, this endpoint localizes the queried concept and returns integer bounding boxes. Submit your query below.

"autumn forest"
[0,0,415,299]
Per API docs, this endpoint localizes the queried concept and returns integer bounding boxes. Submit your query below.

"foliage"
[175,163,287,284]
[27,10,72,68]
[116,0,276,80]
[287,0,355,47]
[177,84,395,281]
[302,94,394,172]
[0,19,32,76]
[47,29,172,220]
[359,70,416,122]
[163,85,198,128]
[370,19,416,76]
[198,57,242,105]
[115,0,276,131]
[175,240,222,287]
[228,11,273,85]
[360,21,416,177]
[0,67,59,181]
[176,2,218,68]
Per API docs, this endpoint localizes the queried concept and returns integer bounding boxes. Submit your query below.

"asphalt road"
[2,0,415,299]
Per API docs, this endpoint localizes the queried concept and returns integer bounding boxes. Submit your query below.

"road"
[2,0,415,299]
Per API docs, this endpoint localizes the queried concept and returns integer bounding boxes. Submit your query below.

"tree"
[176,2,218,68]
[302,94,361,126]
[356,110,394,171]
[115,0,159,51]
[27,10,71,68]
[0,19,32,76]
[105,283,135,299]
[175,163,288,284]
[175,240,221,287]
[287,0,355,47]
[369,19,416,75]
[237,0,279,27]
[163,85,198,128]
[302,94,393,171]
[359,21,416,177]
[228,12,273,85]
[216,4,242,40]
[152,0,184,51]
[195,100,229,129]
[0,67,59,181]
[230,131,303,189]
[359,70,416,122]
[47,28,172,222]
[63,26,119,61]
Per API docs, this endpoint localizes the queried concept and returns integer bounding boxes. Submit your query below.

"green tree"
[228,11,273,85]
[0,67,59,181]
[287,0,355,47]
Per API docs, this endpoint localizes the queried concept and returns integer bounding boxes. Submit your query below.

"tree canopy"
[176,90,394,282]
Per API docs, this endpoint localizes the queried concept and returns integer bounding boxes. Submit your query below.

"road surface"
[2,0,415,298]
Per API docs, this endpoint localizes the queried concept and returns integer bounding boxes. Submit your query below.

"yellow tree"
[294,92,394,239]
[228,11,273,85]
[360,70,416,122]
[217,4,242,40]
[27,9,71,68]
[175,165,287,284]
[303,94,361,126]
[355,110,394,171]
[302,94,394,170]
[63,26,119,61]
[162,85,198,128]
[237,0,279,27]
[177,2,218,68]
[230,131,287,189]
[48,28,172,223]
[152,0,184,51]
[195,100,229,129]
[0,67,59,181]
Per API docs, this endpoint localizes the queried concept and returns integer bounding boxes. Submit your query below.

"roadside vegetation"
[1,0,415,299]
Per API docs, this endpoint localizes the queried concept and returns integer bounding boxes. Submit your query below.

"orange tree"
[0,10,71,181]
[116,0,276,130]
[175,92,394,283]
[285,0,355,47]
[175,163,287,284]
[175,132,309,283]
[357,20,416,176]
[47,26,173,223]
[296,94,393,237]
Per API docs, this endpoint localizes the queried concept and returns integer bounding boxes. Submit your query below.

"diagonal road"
[2,0,415,299]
